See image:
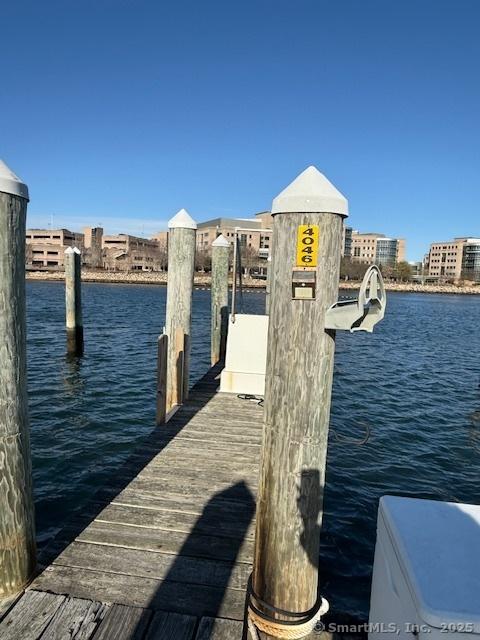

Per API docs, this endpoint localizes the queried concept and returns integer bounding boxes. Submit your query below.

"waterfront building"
[343,225,353,258]
[102,233,163,271]
[427,237,480,282]
[196,212,273,260]
[83,226,103,268]
[350,231,406,266]
[26,228,84,270]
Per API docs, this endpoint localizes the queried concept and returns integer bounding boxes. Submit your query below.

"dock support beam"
[0,161,36,599]
[211,234,230,365]
[65,247,83,356]
[165,209,197,414]
[251,166,348,638]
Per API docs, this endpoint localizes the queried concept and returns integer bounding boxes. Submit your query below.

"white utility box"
[220,314,268,395]
[370,496,480,640]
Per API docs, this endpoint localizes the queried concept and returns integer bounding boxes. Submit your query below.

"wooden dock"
[0,365,264,639]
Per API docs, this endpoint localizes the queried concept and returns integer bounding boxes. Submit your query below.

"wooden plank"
[195,616,244,640]
[156,333,168,425]
[107,488,257,519]
[124,475,256,503]
[145,610,196,640]
[32,565,247,619]
[41,597,107,639]
[73,520,254,563]
[52,541,251,591]
[94,503,256,540]
[0,590,65,640]
[94,604,152,640]
[0,591,22,623]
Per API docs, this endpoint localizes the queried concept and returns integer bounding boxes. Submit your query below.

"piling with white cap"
[249,166,348,638]
[64,246,83,355]
[164,209,197,413]
[0,160,36,598]
[211,234,230,365]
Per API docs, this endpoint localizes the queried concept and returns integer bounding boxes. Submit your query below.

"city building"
[426,237,480,282]
[83,227,103,268]
[343,225,352,257]
[102,234,163,271]
[196,211,273,260]
[350,232,406,266]
[26,228,84,269]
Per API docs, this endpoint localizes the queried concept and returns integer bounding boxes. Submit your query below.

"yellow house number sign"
[296,224,319,267]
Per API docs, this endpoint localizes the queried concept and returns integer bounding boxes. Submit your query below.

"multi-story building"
[350,232,406,266]
[343,226,352,258]
[427,237,480,282]
[102,234,162,271]
[84,227,103,268]
[26,228,84,269]
[196,212,273,260]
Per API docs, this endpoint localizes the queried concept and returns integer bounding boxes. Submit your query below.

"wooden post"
[265,255,272,316]
[64,246,83,355]
[252,166,348,637]
[156,333,168,425]
[211,234,230,365]
[165,209,196,413]
[0,160,36,599]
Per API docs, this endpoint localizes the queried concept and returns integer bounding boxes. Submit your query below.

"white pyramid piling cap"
[65,246,81,255]
[271,166,348,217]
[212,234,230,248]
[0,159,29,200]
[168,208,197,230]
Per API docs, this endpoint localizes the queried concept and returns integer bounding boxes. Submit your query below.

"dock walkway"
[0,365,264,639]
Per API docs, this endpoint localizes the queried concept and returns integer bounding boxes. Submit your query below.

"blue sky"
[2,1,479,260]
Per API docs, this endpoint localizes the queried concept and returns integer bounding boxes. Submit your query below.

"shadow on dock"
[38,363,225,570]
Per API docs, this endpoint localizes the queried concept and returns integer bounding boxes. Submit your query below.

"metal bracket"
[325,265,387,333]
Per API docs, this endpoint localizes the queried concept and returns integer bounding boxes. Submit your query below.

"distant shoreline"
[26,270,480,295]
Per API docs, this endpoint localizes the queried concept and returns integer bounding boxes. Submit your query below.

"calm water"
[26,282,480,618]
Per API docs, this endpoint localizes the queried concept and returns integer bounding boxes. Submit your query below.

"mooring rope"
[242,574,329,639]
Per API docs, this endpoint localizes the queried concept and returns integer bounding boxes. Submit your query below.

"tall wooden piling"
[64,246,83,355]
[251,166,348,637]
[165,209,197,413]
[211,234,230,365]
[0,160,36,599]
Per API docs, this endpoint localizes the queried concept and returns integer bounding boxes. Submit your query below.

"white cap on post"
[65,246,81,255]
[0,159,29,201]
[168,208,197,230]
[212,234,230,248]
[271,165,348,217]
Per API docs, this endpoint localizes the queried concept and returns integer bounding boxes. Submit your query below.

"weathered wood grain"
[195,616,244,639]
[52,541,251,590]
[72,520,254,563]
[156,333,168,425]
[41,596,107,639]
[211,238,230,365]
[145,610,197,639]
[33,566,247,619]
[165,225,196,412]
[253,210,343,628]
[93,603,151,640]
[65,247,83,355]
[0,590,65,639]
[0,191,36,598]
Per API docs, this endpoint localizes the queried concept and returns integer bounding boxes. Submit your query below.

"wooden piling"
[210,234,230,365]
[156,333,168,425]
[0,160,36,599]
[265,255,272,316]
[64,247,83,355]
[252,166,348,637]
[165,209,197,414]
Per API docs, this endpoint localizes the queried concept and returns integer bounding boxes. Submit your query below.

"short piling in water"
[165,209,197,414]
[250,166,348,638]
[210,234,230,365]
[0,160,36,599]
[64,246,83,355]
